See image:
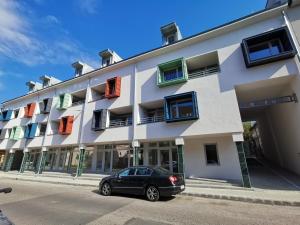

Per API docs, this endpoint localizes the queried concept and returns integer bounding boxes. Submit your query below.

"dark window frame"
[164,91,199,123]
[241,26,297,68]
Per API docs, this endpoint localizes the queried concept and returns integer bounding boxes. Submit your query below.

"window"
[58,116,74,135]
[56,93,72,110]
[39,98,52,114]
[14,109,19,118]
[39,123,47,136]
[241,27,297,67]
[136,167,152,176]
[0,110,13,121]
[163,67,183,81]
[205,144,219,165]
[148,149,158,166]
[24,103,36,118]
[105,77,121,98]
[119,168,135,177]
[24,123,38,139]
[167,35,175,44]
[92,109,107,131]
[157,58,188,87]
[164,91,199,122]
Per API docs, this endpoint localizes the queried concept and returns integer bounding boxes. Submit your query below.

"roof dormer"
[72,61,94,77]
[265,0,287,8]
[40,75,61,88]
[160,22,182,46]
[99,49,122,68]
[26,81,42,93]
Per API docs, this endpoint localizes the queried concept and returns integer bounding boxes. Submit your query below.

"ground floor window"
[26,150,41,171]
[205,144,219,165]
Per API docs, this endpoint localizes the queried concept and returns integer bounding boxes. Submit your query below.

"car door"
[134,167,153,194]
[111,168,136,194]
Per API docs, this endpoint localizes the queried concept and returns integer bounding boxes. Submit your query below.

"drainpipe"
[282,10,300,62]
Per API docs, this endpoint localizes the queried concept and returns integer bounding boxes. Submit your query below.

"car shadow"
[91,189,176,202]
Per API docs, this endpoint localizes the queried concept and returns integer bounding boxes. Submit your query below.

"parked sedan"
[99,166,185,201]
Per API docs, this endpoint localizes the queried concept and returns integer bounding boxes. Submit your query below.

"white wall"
[184,136,242,181]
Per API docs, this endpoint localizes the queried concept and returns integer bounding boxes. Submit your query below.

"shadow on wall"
[218,46,300,93]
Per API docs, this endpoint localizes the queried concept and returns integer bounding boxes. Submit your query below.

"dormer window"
[75,67,83,76]
[167,35,175,44]
[43,79,50,88]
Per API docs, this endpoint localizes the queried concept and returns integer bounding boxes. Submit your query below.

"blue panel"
[0,113,3,121]
[29,123,38,138]
[164,91,199,123]
[24,125,30,138]
[3,110,13,121]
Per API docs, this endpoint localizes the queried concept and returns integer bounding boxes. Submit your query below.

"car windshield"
[154,166,172,175]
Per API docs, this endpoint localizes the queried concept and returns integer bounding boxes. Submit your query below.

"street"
[0,179,299,225]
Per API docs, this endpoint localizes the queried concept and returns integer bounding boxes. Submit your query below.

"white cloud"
[45,15,60,25]
[77,0,100,14]
[0,0,97,67]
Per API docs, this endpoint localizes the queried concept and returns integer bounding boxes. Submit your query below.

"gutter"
[2,4,288,106]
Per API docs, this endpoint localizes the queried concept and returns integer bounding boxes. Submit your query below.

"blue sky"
[0,0,266,103]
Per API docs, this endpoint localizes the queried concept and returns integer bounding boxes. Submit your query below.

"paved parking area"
[0,179,299,225]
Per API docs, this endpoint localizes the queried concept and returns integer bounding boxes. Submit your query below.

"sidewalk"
[1,171,299,207]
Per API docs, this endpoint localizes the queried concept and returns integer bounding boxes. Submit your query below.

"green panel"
[19,152,29,173]
[133,147,138,166]
[55,96,62,109]
[157,58,188,87]
[4,153,14,172]
[236,142,251,188]
[36,151,47,174]
[9,128,16,140]
[62,93,72,109]
[13,126,22,140]
[76,148,85,177]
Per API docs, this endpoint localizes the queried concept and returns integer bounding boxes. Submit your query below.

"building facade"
[1,1,300,187]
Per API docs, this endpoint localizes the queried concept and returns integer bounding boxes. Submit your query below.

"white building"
[1,0,300,187]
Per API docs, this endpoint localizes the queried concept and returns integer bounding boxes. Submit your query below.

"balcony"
[186,51,220,80]
[90,83,106,102]
[71,89,86,106]
[139,100,165,125]
[109,106,133,128]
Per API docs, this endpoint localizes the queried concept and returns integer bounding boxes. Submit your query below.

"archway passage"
[236,76,300,190]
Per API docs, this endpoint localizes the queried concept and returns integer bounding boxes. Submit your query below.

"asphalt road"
[0,179,299,225]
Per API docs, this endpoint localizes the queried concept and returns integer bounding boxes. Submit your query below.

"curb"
[2,176,300,207]
[179,192,300,207]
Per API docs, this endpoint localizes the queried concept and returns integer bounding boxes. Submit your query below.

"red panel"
[24,103,36,118]
[58,118,64,134]
[105,76,121,99]
[115,76,121,97]
[65,116,74,135]
[28,103,36,117]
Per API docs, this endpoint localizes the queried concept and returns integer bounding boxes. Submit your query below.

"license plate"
[180,185,185,190]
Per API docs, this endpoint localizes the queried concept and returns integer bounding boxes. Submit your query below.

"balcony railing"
[188,65,220,79]
[139,115,165,124]
[71,100,85,106]
[109,119,132,128]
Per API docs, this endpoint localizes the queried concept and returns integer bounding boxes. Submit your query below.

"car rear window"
[136,167,152,176]
[154,167,172,175]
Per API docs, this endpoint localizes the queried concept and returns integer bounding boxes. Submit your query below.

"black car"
[99,166,185,201]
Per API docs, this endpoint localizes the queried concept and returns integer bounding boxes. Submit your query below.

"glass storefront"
[26,149,41,171]
[0,151,6,170]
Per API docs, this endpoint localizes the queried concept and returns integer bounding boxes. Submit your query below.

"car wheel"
[146,186,159,201]
[101,182,111,196]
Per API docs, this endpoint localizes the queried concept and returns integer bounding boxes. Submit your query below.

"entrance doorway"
[11,150,23,171]
[26,150,41,171]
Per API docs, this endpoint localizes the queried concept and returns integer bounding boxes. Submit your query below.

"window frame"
[157,58,188,87]
[164,91,199,123]
[204,143,220,166]
[241,26,297,68]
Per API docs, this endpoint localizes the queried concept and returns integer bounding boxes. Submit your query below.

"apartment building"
[0,0,300,188]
